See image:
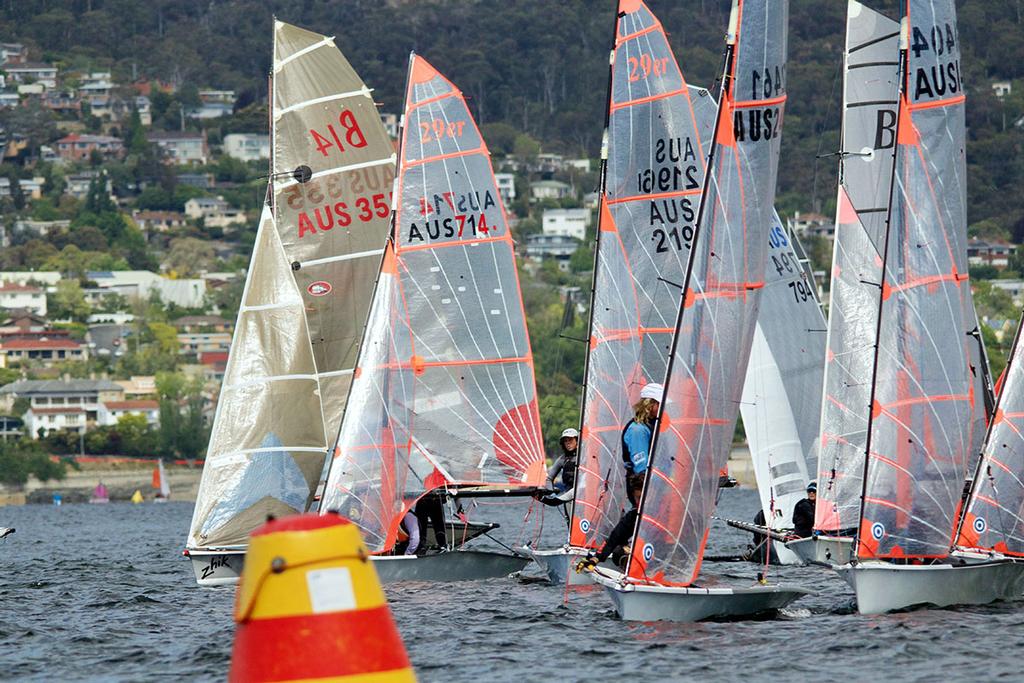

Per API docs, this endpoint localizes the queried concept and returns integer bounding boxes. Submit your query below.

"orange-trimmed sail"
[321,54,545,552]
[568,0,716,551]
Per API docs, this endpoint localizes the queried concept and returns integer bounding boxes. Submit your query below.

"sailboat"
[184,19,395,586]
[152,459,170,502]
[591,0,810,621]
[831,0,1024,615]
[528,0,718,586]
[319,53,547,583]
[737,215,826,565]
[88,482,110,504]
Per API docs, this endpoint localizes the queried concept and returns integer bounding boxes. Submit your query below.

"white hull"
[785,535,853,566]
[526,546,619,586]
[188,548,528,586]
[837,560,1024,615]
[591,569,809,622]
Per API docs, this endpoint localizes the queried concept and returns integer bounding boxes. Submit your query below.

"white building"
[380,112,399,139]
[183,196,245,228]
[542,208,590,240]
[495,173,516,205]
[147,131,209,165]
[2,62,57,89]
[0,282,46,316]
[1,379,124,436]
[0,271,61,287]
[530,179,572,202]
[223,133,270,161]
[86,270,207,309]
[993,81,1012,99]
[524,234,579,272]
[97,399,160,427]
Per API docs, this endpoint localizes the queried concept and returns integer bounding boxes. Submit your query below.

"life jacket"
[560,450,577,489]
[621,419,651,475]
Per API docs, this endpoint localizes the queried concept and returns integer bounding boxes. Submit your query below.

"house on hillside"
[174,315,232,334]
[0,336,87,366]
[0,309,47,334]
[2,62,57,89]
[85,270,207,309]
[116,375,157,399]
[223,133,270,161]
[968,239,1016,269]
[787,211,834,239]
[495,173,516,204]
[132,210,187,234]
[177,331,231,356]
[542,208,590,240]
[55,133,125,162]
[98,399,160,427]
[0,282,46,316]
[530,180,572,202]
[183,196,245,228]
[0,379,124,437]
[0,44,27,65]
[147,131,209,164]
[524,234,578,272]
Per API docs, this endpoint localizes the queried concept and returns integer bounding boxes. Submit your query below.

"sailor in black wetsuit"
[415,495,447,552]
[537,428,580,507]
[792,481,817,538]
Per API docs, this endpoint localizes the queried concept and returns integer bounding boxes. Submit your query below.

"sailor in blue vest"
[576,382,663,572]
[621,382,663,506]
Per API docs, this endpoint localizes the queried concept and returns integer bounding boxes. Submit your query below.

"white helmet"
[560,428,579,440]
[639,382,664,403]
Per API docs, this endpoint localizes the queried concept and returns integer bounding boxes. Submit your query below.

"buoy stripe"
[248,560,386,619]
[230,605,412,681]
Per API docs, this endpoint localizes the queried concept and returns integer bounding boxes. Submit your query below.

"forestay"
[961,319,1024,556]
[272,21,395,442]
[187,207,327,549]
[741,214,825,531]
[570,0,716,550]
[626,0,789,586]
[815,1,900,534]
[321,56,546,552]
[857,0,974,559]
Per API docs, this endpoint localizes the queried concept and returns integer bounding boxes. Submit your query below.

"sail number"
[910,24,962,100]
[637,165,699,194]
[788,279,814,303]
[309,109,368,157]
[628,53,670,82]
[653,225,693,253]
[750,65,786,101]
[420,118,466,143]
[407,189,499,243]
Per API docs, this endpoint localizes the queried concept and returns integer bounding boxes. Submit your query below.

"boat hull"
[785,535,853,566]
[188,548,528,586]
[836,560,1024,615]
[591,569,809,622]
[526,547,608,585]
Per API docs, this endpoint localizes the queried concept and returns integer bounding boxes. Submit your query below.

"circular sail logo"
[642,543,654,562]
[307,281,332,297]
[870,522,885,541]
[973,517,987,534]
[579,518,590,534]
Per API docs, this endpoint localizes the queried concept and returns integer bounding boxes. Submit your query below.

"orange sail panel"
[321,55,545,552]
[857,0,974,560]
[569,0,716,551]
[625,0,789,586]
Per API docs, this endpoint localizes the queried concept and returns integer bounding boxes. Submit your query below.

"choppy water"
[2,489,1023,682]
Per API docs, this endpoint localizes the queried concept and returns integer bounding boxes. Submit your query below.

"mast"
[854,20,907,559]
[567,0,622,544]
[625,3,738,575]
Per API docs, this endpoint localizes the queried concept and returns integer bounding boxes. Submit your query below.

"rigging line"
[811,58,843,217]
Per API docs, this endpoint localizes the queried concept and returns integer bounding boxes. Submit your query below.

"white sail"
[158,459,170,498]
[741,214,825,541]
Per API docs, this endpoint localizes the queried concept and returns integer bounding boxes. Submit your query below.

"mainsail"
[856,0,974,559]
[569,0,716,550]
[741,214,825,531]
[960,317,1024,556]
[320,55,546,552]
[815,1,900,534]
[186,21,392,551]
[626,0,789,585]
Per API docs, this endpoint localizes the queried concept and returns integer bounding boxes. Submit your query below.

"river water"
[2,488,1022,681]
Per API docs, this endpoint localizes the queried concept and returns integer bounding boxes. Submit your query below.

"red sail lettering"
[298,211,316,238]
[338,110,367,149]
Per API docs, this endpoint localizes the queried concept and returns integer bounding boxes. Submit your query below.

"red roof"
[199,351,229,365]
[104,400,159,411]
[3,338,81,350]
[31,407,84,415]
[0,282,41,293]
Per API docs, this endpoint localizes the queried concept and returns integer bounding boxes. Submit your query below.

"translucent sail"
[741,215,825,530]
[321,56,546,552]
[627,0,789,585]
[961,319,1024,556]
[569,0,716,550]
[187,207,328,549]
[815,1,899,533]
[271,21,395,443]
[857,0,973,559]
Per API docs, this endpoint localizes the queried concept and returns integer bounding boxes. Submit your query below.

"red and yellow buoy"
[229,513,415,682]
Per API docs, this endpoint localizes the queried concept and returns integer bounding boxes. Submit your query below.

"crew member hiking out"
[792,481,816,538]
[575,383,663,573]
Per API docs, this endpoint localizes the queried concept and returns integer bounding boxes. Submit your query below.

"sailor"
[621,382,663,506]
[575,383,663,573]
[546,428,580,493]
[792,481,817,538]
[395,508,420,555]
[415,494,448,552]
